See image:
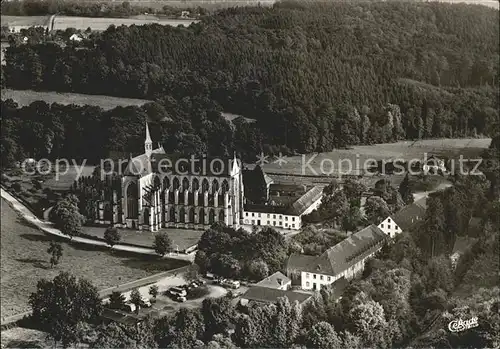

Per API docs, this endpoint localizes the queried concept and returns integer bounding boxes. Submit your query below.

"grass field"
[0,198,186,318]
[1,15,51,27]
[2,89,152,110]
[260,138,492,176]
[52,15,198,31]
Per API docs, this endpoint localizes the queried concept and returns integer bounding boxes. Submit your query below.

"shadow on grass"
[4,340,43,348]
[19,233,53,243]
[120,255,188,273]
[15,258,49,270]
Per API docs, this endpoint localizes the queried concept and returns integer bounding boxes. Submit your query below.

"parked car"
[169,287,187,297]
[123,302,137,312]
[222,279,240,289]
[176,295,187,302]
[142,299,152,308]
[197,279,207,285]
[190,281,199,288]
[205,272,216,280]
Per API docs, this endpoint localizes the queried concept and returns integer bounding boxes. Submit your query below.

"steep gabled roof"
[302,225,387,276]
[287,186,323,216]
[255,271,291,289]
[392,197,427,231]
[287,254,318,272]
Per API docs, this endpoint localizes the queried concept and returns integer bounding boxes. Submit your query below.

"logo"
[448,317,479,333]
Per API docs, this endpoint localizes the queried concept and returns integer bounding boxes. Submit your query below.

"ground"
[2,89,151,111]
[83,226,204,251]
[1,327,52,349]
[0,198,186,318]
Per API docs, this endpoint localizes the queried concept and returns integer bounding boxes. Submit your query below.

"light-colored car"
[222,279,240,289]
[124,302,137,312]
[176,296,187,302]
[169,287,187,297]
[142,299,152,308]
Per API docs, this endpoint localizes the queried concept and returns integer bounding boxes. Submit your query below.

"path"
[0,188,194,262]
[413,181,453,202]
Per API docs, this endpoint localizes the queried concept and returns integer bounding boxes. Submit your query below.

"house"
[240,286,312,307]
[288,224,387,291]
[255,271,291,290]
[450,236,477,269]
[69,33,83,42]
[423,155,447,175]
[377,197,427,238]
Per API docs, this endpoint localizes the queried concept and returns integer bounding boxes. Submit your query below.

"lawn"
[0,199,186,318]
[260,138,491,176]
[2,89,152,111]
[52,16,198,31]
[83,226,204,252]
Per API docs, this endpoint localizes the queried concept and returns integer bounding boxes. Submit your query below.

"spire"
[145,121,152,143]
[144,121,152,157]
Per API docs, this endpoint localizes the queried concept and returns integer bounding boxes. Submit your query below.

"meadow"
[0,199,186,318]
[260,138,492,176]
[2,89,152,110]
[52,15,198,31]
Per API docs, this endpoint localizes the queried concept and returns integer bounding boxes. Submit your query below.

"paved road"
[1,188,194,262]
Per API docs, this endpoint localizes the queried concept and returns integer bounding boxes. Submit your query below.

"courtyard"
[0,199,187,318]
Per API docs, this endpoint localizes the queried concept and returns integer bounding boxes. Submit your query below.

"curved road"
[0,188,193,261]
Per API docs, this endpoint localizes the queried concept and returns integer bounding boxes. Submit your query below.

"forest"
[1,2,499,165]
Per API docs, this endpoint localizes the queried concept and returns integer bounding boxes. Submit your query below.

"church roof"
[150,153,236,177]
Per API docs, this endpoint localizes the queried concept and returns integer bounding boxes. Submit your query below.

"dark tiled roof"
[150,153,237,177]
[255,271,291,289]
[392,198,427,231]
[302,225,387,275]
[287,186,323,215]
[452,236,477,255]
[287,254,318,272]
[242,286,312,305]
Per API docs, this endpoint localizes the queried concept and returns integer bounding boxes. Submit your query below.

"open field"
[2,89,152,110]
[52,15,198,31]
[1,327,52,349]
[83,226,204,252]
[260,138,492,176]
[1,15,51,27]
[0,199,186,318]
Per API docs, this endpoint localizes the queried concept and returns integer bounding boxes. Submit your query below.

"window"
[388,224,391,229]
[252,213,255,217]
[313,274,317,279]
[327,276,331,281]
[245,212,248,217]
[285,217,288,221]
[381,224,384,228]
[267,221,270,225]
[306,273,310,279]
[388,218,391,222]
[320,275,324,280]
[292,217,295,221]
[273,221,276,226]
[306,282,310,287]
[292,224,295,228]
[285,223,288,227]
[273,214,276,219]
[251,220,255,225]
[258,213,261,217]
[267,214,270,218]
[279,215,282,219]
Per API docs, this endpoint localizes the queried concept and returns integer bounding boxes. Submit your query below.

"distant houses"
[377,197,427,238]
[287,225,387,291]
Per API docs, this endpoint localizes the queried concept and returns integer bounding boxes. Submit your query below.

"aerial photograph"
[0,0,498,348]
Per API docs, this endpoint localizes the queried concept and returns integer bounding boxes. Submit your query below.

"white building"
[69,34,83,42]
[287,225,387,291]
[242,186,323,231]
[377,197,427,238]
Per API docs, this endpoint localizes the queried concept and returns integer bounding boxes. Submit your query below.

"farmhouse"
[377,197,427,238]
[288,225,387,291]
[255,271,291,290]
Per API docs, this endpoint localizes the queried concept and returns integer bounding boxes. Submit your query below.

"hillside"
[2,2,499,163]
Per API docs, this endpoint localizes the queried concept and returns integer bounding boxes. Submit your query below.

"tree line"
[1,0,206,18]
[2,2,499,156]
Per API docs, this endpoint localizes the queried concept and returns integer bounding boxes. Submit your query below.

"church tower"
[144,121,153,157]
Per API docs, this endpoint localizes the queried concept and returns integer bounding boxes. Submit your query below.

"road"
[1,188,194,262]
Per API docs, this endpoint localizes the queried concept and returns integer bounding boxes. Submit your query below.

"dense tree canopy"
[2,2,499,163]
